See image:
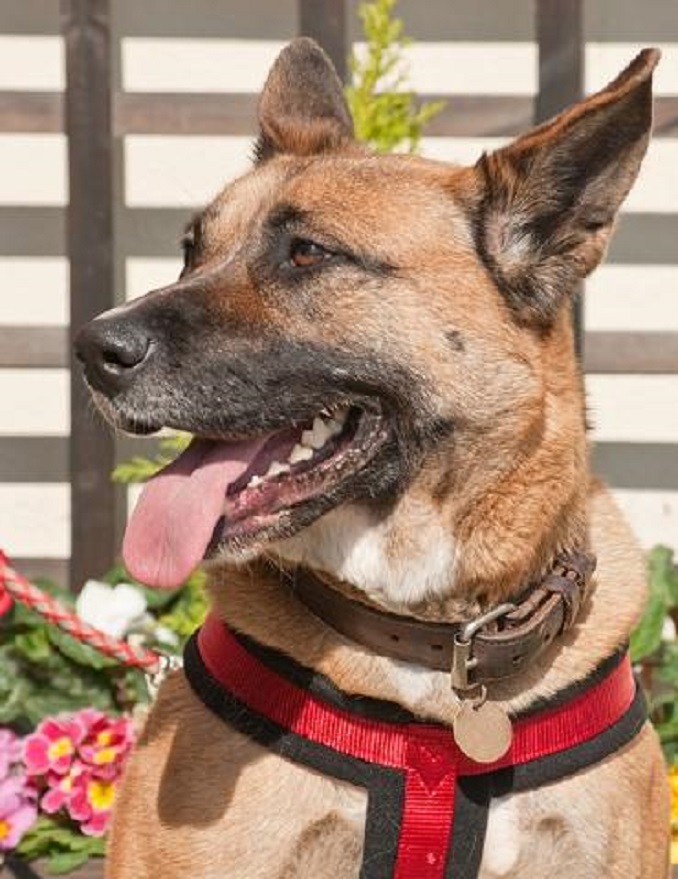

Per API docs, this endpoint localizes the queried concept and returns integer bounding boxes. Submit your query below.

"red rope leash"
[0,551,163,675]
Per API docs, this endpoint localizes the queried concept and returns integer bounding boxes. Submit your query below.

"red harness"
[185,614,644,878]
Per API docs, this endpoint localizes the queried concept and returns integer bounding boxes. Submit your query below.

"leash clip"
[451,602,515,692]
[144,652,184,701]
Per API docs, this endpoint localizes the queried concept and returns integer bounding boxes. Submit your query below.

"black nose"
[75,314,153,394]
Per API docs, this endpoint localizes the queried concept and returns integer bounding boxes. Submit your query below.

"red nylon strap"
[198,615,635,878]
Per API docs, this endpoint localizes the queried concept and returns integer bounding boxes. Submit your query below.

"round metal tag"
[453,701,513,764]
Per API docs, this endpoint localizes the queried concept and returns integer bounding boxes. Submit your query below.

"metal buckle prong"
[451,602,516,692]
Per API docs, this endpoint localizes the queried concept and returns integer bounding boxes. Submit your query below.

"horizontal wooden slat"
[0,436,162,481]
[593,442,678,491]
[4,558,69,587]
[0,206,63,255]
[607,213,678,265]
[584,332,678,374]
[0,91,675,138]
[1,435,676,492]
[115,92,257,135]
[0,92,62,132]
[0,326,66,367]
[654,97,678,137]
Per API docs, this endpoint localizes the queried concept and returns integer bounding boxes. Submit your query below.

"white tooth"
[289,443,314,464]
[301,429,315,448]
[310,417,333,449]
[265,461,290,478]
[248,475,263,487]
[327,418,345,436]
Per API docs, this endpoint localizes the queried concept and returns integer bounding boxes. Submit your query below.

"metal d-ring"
[451,602,516,692]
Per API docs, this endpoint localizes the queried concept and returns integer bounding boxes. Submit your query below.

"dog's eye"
[289,239,333,269]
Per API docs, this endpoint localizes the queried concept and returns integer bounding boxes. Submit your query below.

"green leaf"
[112,432,190,484]
[14,628,51,662]
[630,587,668,662]
[648,545,678,607]
[47,625,117,670]
[46,850,90,874]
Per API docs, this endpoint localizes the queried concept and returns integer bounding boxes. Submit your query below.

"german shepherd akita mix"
[76,39,669,878]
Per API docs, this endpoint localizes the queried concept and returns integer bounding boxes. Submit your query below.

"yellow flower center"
[88,779,116,812]
[48,737,74,761]
[96,731,114,747]
[93,746,118,765]
[0,819,10,841]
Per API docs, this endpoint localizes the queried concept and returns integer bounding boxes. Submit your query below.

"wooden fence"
[0,0,676,589]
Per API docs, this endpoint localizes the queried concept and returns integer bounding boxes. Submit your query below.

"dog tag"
[453,700,513,764]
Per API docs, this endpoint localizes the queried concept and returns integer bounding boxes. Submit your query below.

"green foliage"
[0,580,140,731]
[16,816,106,874]
[111,432,191,484]
[158,570,209,639]
[631,546,678,762]
[0,561,208,732]
[346,0,444,153]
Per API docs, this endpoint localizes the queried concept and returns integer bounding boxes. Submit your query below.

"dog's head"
[76,40,658,601]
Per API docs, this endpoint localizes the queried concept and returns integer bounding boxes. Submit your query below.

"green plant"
[631,545,678,762]
[112,433,190,484]
[346,0,444,153]
[16,817,105,875]
[0,580,144,730]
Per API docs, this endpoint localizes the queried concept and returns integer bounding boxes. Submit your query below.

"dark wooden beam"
[536,0,584,359]
[62,0,118,589]
[584,332,678,374]
[298,0,347,82]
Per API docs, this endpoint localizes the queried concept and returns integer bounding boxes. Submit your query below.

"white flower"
[662,616,676,642]
[76,580,148,639]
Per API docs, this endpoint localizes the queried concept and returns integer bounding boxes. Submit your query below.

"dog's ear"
[255,37,354,161]
[473,48,660,326]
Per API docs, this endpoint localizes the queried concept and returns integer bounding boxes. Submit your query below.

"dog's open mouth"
[122,404,388,587]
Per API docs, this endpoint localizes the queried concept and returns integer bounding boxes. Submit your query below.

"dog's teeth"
[310,417,333,449]
[265,461,290,478]
[300,429,315,448]
[289,443,314,464]
[248,475,263,488]
[327,418,344,436]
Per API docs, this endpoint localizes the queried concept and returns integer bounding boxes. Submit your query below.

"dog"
[75,39,670,878]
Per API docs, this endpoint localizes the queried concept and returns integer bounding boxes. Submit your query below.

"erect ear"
[473,48,660,326]
[255,37,354,162]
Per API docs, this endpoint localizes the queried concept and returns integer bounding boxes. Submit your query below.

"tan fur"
[104,42,669,878]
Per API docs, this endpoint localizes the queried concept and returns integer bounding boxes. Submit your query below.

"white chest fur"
[275,501,457,609]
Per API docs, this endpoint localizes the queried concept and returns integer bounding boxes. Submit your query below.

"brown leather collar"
[288,550,596,690]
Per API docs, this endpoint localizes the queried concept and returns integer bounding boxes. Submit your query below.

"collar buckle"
[451,602,516,691]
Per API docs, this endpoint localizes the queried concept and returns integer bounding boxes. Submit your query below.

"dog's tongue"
[122,436,268,588]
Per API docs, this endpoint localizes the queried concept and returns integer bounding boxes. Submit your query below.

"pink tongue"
[122,436,269,588]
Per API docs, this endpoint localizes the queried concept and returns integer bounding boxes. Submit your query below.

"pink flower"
[22,710,135,839]
[0,729,22,780]
[23,716,86,776]
[67,771,117,837]
[0,585,12,618]
[40,762,86,815]
[78,713,134,780]
[0,775,38,851]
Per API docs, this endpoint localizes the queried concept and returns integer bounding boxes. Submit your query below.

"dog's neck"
[209,481,644,720]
